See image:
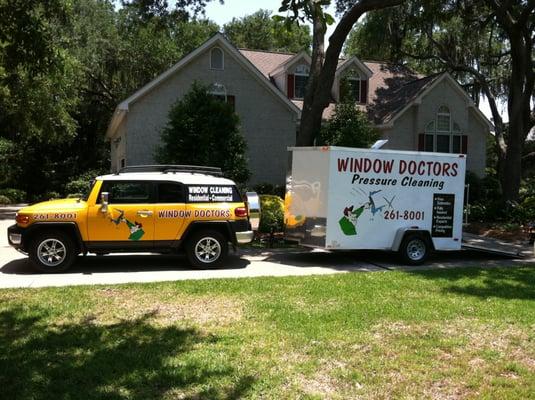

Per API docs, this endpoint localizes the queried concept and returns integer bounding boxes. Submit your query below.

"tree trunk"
[488,0,535,202]
[297,2,326,146]
[297,0,404,146]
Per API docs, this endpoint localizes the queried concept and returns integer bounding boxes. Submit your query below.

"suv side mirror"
[100,192,109,213]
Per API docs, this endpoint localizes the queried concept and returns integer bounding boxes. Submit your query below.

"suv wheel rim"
[407,239,426,261]
[195,237,221,263]
[37,239,67,267]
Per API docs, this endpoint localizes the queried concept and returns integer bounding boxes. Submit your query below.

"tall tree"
[345,0,535,202]
[0,0,221,197]
[223,9,311,52]
[278,0,404,148]
[0,0,81,196]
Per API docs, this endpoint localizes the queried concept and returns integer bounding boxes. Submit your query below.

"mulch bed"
[464,222,533,243]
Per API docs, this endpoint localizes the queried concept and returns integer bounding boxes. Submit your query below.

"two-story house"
[107,33,492,185]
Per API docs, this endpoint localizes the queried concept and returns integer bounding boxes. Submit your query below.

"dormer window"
[340,69,368,104]
[294,64,309,99]
[210,47,224,70]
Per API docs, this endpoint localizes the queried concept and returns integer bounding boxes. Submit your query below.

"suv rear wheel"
[29,231,77,273]
[186,230,228,268]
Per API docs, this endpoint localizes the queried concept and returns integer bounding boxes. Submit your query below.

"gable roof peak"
[107,32,300,138]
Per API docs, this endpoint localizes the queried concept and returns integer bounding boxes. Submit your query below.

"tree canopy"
[344,0,535,202]
[0,0,219,198]
[223,9,311,52]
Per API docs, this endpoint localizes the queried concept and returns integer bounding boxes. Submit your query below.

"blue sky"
[204,0,284,26]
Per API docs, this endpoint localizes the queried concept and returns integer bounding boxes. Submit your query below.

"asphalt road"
[1,218,534,289]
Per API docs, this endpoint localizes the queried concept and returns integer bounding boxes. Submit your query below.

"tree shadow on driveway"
[0,305,256,399]
[0,254,250,275]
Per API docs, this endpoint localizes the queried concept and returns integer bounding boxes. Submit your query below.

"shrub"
[34,191,62,202]
[157,81,250,184]
[465,171,501,204]
[259,195,284,234]
[519,177,535,198]
[0,195,11,205]
[0,188,27,203]
[252,183,285,198]
[317,102,379,148]
[511,196,535,224]
[466,200,508,223]
[64,170,101,198]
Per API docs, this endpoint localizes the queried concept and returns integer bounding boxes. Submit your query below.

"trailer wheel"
[399,234,430,265]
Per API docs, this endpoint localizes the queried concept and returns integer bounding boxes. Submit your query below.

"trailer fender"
[391,228,434,252]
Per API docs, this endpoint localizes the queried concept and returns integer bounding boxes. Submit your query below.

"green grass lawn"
[1,266,534,399]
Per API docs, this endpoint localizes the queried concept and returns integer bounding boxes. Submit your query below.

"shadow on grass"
[405,266,535,301]
[0,306,255,399]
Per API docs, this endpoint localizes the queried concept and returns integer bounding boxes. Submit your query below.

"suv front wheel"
[186,230,228,268]
[29,230,77,273]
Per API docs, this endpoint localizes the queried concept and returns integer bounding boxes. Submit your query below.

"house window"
[294,64,309,99]
[210,47,224,70]
[340,69,367,104]
[420,106,467,154]
[208,83,235,110]
[209,82,226,99]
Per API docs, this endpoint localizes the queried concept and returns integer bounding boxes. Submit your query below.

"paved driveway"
[1,219,534,289]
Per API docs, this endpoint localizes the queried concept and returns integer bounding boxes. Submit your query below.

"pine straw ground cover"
[0,266,534,399]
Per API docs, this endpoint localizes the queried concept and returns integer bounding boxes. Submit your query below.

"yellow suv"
[7,165,259,272]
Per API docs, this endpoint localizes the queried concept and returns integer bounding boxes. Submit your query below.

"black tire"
[398,233,430,265]
[28,230,78,273]
[186,230,228,268]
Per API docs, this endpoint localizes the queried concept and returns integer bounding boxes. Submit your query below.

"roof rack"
[117,165,223,176]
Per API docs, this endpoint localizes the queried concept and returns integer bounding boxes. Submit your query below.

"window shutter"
[418,133,425,151]
[461,135,468,154]
[227,95,235,111]
[287,74,295,98]
[360,79,368,104]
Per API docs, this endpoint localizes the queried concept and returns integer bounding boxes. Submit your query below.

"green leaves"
[157,82,251,184]
[323,12,335,25]
[0,0,221,196]
[224,10,311,53]
[317,102,379,148]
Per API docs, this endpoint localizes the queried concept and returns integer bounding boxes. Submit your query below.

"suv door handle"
[136,210,153,217]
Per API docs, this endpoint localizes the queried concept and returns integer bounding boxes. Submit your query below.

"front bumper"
[7,224,24,248]
[235,230,254,244]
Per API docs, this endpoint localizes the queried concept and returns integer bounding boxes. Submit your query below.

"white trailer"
[284,146,467,264]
